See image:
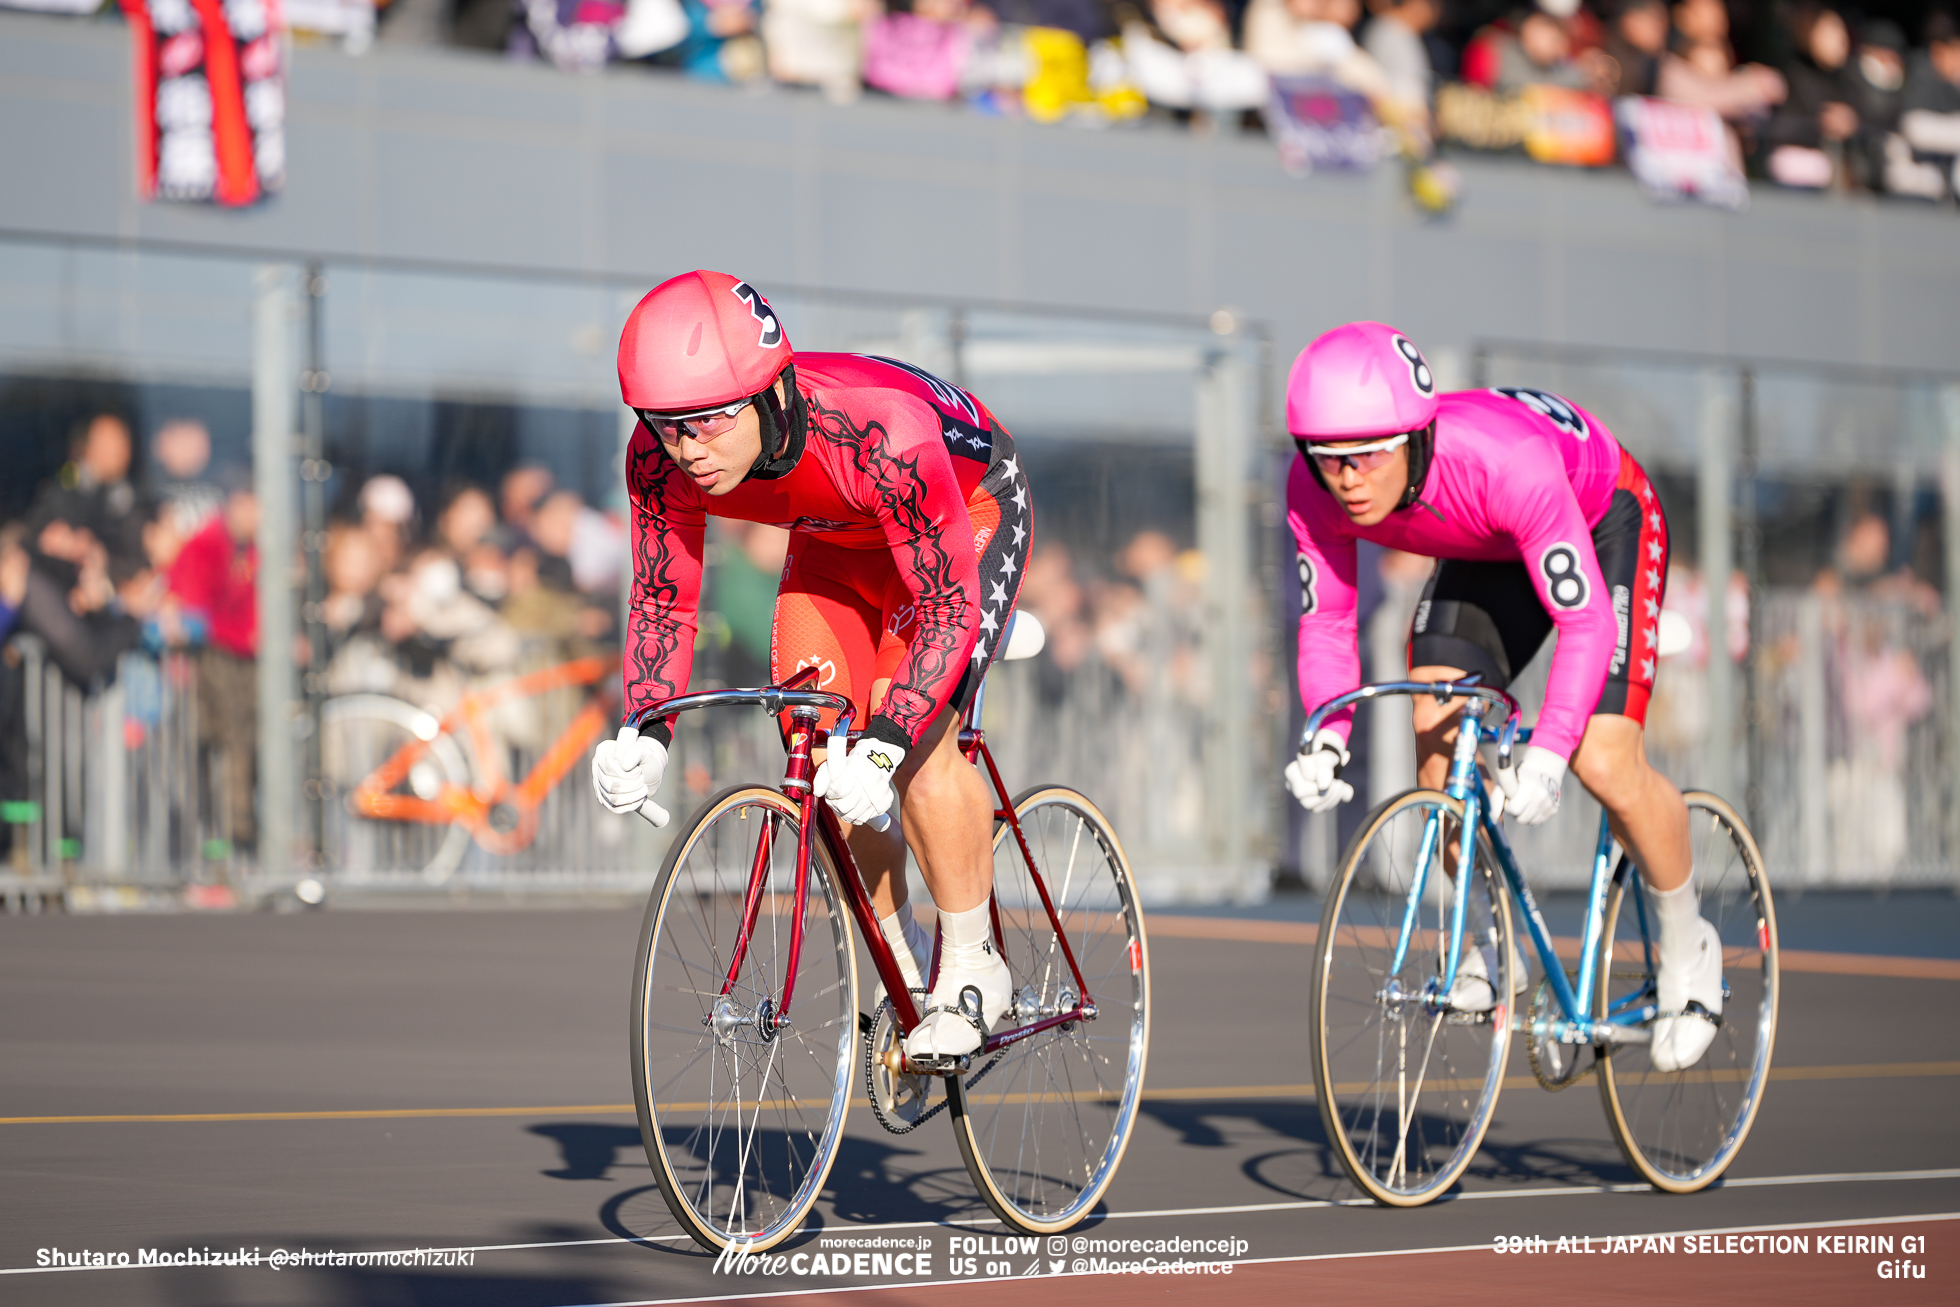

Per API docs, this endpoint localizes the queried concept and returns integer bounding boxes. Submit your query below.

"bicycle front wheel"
[949,786,1149,1234]
[1596,791,1777,1193]
[630,785,858,1252]
[1311,789,1514,1207]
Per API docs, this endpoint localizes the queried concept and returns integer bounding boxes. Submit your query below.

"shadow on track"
[1142,1097,1640,1203]
[528,1124,646,1181]
[596,1131,999,1256]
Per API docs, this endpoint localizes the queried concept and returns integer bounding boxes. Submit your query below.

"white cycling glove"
[815,737,906,827]
[1285,729,1354,814]
[591,726,670,827]
[1496,745,1566,827]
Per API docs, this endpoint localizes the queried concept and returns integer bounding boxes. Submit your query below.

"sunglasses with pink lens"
[1306,432,1410,475]
[640,398,752,442]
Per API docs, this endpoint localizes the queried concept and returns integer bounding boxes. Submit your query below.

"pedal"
[904,1051,974,1076]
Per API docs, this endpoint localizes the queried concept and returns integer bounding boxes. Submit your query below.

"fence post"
[1698,369,1735,806]
[1196,347,1261,902]
[19,638,45,874]
[254,265,301,883]
[1942,385,1960,891]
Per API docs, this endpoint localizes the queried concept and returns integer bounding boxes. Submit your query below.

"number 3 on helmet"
[1286,321,1441,510]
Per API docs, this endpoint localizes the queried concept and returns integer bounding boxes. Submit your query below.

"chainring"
[1526,974,1594,1091]
[862,995,1012,1135]
[864,995,940,1134]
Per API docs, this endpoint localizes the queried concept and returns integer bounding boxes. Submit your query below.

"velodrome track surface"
[2,897,1955,1306]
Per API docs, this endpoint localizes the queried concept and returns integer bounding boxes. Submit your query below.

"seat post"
[964,674,988,734]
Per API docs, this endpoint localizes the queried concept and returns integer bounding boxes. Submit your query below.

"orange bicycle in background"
[322,655,612,879]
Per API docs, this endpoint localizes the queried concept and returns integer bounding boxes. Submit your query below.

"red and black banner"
[122,0,285,207]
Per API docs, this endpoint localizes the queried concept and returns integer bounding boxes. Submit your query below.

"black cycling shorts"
[1407,449,1669,724]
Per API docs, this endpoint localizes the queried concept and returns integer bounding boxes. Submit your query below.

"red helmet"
[617,271,792,412]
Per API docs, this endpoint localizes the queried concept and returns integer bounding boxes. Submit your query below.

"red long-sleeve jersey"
[624,353,1014,749]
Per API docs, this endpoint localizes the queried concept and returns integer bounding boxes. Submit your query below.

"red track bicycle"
[627,624,1151,1251]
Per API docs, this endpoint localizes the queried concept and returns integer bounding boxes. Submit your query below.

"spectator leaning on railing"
[1653,0,1785,129]
[1362,0,1439,135]
[1842,17,1908,193]
[1763,2,1860,188]
[1900,9,1960,199]
[168,471,260,860]
[1600,0,1666,98]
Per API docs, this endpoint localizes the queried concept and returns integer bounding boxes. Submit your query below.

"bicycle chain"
[862,996,1006,1136]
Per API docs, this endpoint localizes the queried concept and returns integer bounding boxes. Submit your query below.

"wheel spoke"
[955,790,1146,1233]
[1596,793,1775,1192]
[1312,791,1509,1206]
[633,790,854,1251]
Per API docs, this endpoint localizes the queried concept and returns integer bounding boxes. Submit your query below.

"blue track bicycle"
[1305,676,1778,1206]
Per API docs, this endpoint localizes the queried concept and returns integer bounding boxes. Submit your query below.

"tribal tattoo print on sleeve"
[622,426,708,740]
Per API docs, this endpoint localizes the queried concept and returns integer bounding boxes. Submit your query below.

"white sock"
[1649,878,1701,970]
[878,902,932,992]
[936,899,997,976]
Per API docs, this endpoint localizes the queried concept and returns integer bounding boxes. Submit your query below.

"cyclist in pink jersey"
[1283,321,1719,1072]
[588,271,1030,1063]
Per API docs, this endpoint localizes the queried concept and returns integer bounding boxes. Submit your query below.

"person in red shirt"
[590,271,1031,1064]
[169,479,260,857]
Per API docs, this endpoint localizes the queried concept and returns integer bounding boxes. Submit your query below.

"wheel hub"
[707,994,779,1045]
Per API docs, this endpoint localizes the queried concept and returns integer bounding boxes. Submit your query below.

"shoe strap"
[920,984,988,1037]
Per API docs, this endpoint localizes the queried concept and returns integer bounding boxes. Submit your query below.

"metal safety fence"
[0,229,1274,907]
[1322,345,1960,891]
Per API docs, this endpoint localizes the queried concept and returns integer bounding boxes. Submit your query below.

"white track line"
[6,1167,1958,1277]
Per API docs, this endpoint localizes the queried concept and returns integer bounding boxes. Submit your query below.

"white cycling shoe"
[1650,917,1724,1073]
[904,944,1011,1065]
[1445,939,1529,1013]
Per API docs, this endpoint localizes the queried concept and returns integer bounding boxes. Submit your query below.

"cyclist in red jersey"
[589,271,1030,1062]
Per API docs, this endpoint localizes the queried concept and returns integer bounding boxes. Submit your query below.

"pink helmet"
[1285,321,1438,441]
[618,270,792,411]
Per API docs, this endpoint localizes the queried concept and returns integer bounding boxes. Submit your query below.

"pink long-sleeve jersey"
[1289,388,1626,760]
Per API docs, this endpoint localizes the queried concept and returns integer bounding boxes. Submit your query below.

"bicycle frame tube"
[963,729,1097,1022]
[1480,803,1582,1027]
[1307,676,1667,1044]
[349,655,613,837]
[641,672,1100,1061]
[1603,853,1661,1026]
[1387,809,1441,978]
[1571,811,1617,1023]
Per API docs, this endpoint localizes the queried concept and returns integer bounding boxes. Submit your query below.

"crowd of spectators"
[0,408,626,865]
[245,0,1960,202]
[314,465,624,706]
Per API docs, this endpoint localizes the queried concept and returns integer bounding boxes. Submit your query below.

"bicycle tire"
[948,785,1149,1234]
[1595,790,1777,1193]
[1310,788,1514,1207]
[630,784,858,1252]
[320,694,473,880]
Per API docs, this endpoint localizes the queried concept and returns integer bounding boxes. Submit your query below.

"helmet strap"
[1398,420,1436,509]
[749,363,806,481]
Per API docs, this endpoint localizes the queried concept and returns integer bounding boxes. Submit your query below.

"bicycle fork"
[1391,703,1487,1006]
[718,707,824,1038]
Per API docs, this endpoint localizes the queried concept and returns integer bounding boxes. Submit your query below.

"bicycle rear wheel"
[320,695,472,880]
[1596,791,1776,1193]
[630,785,858,1251]
[1311,789,1513,1207]
[949,786,1149,1234]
